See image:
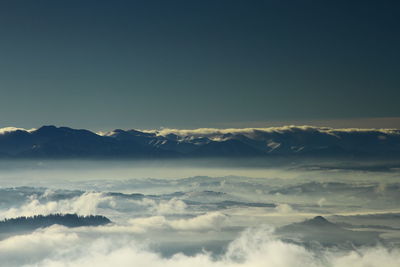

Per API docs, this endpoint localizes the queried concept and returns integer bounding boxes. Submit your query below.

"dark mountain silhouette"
[0,214,111,234]
[277,216,381,247]
[0,125,399,159]
[0,126,177,158]
[191,139,266,157]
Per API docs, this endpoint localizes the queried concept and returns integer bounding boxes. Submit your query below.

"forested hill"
[0,214,111,233]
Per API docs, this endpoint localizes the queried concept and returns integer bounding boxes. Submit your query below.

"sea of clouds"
[0,224,399,267]
[0,161,399,266]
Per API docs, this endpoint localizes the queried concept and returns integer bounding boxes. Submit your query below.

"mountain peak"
[301,216,337,227]
[36,125,57,131]
[312,215,328,222]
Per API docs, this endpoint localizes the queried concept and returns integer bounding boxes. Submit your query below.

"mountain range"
[0,125,399,159]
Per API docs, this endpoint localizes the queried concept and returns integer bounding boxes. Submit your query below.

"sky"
[0,0,399,131]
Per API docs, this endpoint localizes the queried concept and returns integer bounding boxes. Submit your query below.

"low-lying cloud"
[0,166,399,266]
[0,225,398,267]
[127,212,229,232]
[137,198,187,215]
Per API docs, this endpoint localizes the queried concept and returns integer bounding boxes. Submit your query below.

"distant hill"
[0,125,399,159]
[276,216,381,247]
[0,214,111,234]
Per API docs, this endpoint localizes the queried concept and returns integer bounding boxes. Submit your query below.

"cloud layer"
[0,164,399,266]
[0,225,399,267]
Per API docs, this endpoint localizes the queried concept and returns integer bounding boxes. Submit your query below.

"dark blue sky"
[0,0,399,130]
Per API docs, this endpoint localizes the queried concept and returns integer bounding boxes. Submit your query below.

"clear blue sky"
[0,0,399,130]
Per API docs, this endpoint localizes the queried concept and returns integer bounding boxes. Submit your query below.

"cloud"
[168,212,228,231]
[79,212,229,235]
[317,198,326,207]
[224,226,317,266]
[0,127,35,135]
[137,198,187,214]
[143,125,400,139]
[329,247,400,267]
[0,166,399,267]
[127,216,167,232]
[0,225,79,266]
[275,203,293,214]
[0,224,399,267]
[125,212,229,233]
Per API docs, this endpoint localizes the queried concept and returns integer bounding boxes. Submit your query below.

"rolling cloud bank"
[0,164,399,266]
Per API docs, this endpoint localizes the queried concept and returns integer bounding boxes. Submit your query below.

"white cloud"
[0,224,398,267]
[0,127,35,135]
[275,203,293,214]
[142,125,400,138]
[329,247,400,267]
[168,212,228,231]
[80,212,229,235]
[137,198,187,215]
[317,198,326,207]
[0,225,78,266]
[125,212,228,233]
[127,216,167,232]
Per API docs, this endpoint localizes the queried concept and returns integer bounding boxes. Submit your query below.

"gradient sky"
[0,0,399,130]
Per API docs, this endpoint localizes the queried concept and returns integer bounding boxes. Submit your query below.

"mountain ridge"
[0,125,399,159]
